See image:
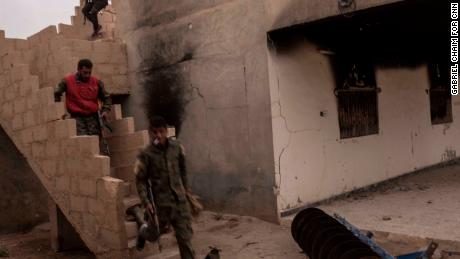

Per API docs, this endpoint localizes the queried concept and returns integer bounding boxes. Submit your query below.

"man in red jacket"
[54,59,112,155]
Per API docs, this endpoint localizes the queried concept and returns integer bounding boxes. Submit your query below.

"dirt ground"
[316,162,460,258]
[2,162,460,258]
[191,211,304,259]
[0,212,303,259]
[0,223,93,259]
[319,162,460,242]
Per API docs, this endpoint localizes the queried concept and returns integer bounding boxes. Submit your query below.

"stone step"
[122,182,131,198]
[107,130,148,152]
[111,164,135,182]
[128,182,138,197]
[125,221,138,239]
[106,117,135,137]
[110,148,142,168]
[107,104,122,121]
[123,195,141,212]
[129,183,138,197]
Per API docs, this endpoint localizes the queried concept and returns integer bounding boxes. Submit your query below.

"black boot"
[92,25,102,37]
[136,235,146,250]
[127,206,149,251]
[126,205,146,226]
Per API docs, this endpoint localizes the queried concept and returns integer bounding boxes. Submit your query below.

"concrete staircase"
[0,2,179,258]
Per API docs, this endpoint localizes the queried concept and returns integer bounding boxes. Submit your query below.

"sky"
[0,0,80,39]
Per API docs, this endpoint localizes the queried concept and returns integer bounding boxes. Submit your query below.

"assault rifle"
[147,179,162,252]
[97,110,112,156]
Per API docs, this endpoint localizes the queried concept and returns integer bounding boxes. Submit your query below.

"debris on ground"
[212,213,223,221]
[2,164,460,258]
[441,250,460,258]
[1,211,303,258]
[242,242,258,248]
[320,163,460,243]
[204,246,221,259]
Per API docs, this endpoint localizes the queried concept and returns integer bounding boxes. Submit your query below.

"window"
[333,57,379,139]
[428,63,452,125]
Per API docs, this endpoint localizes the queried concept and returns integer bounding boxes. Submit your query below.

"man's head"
[77,59,93,82]
[149,116,168,146]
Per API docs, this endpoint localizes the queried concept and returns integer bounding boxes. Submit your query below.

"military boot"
[126,205,146,226]
[126,205,147,250]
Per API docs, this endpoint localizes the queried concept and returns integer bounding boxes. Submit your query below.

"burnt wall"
[0,126,48,233]
[264,0,404,31]
[266,0,457,213]
[113,0,279,222]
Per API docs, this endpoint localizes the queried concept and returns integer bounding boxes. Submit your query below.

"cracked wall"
[268,33,460,213]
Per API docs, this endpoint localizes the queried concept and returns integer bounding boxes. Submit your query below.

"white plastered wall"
[268,40,460,212]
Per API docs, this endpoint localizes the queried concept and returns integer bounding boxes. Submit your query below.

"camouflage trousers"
[73,114,109,156]
[82,0,108,32]
[136,203,195,259]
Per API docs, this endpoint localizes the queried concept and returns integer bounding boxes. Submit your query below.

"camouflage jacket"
[135,139,189,208]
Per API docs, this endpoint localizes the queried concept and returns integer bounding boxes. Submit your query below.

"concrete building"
[113,0,458,222]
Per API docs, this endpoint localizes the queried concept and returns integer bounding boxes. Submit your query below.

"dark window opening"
[333,57,379,139]
[428,63,452,125]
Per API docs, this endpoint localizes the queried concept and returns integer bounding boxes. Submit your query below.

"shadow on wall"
[0,126,48,233]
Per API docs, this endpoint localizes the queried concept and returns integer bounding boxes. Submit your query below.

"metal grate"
[338,90,379,139]
[428,63,452,125]
[333,58,379,139]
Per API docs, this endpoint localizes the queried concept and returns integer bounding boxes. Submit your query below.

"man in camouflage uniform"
[82,0,109,37]
[54,59,111,155]
[128,116,195,259]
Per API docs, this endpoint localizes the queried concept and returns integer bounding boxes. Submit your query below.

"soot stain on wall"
[137,20,196,134]
[267,0,452,141]
[142,52,193,135]
[268,0,450,70]
[143,66,186,134]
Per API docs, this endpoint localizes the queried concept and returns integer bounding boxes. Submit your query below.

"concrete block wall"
[0,44,131,257]
[0,4,156,253]
[14,25,129,94]
[108,127,149,193]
